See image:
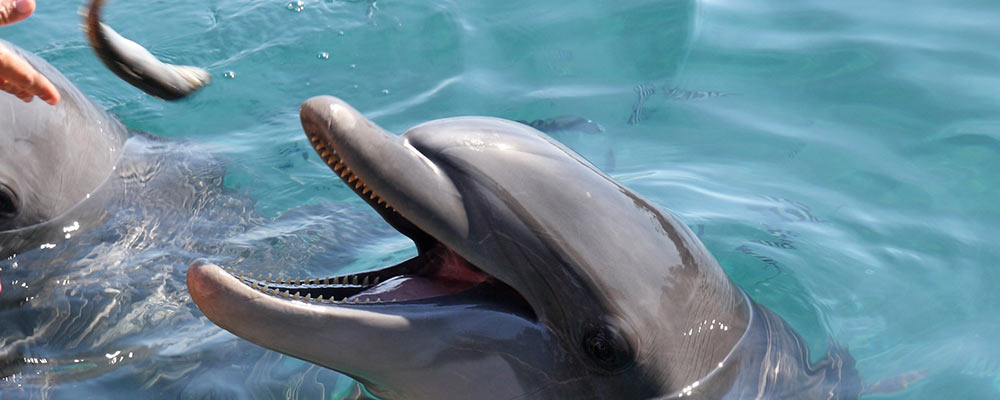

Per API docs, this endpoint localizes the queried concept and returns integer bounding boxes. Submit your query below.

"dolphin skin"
[187,95,862,399]
[0,39,129,255]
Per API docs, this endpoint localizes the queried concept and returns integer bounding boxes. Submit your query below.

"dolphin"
[1,40,267,395]
[0,39,129,255]
[187,95,862,399]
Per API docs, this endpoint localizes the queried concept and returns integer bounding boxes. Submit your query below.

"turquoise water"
[2,0,999,398]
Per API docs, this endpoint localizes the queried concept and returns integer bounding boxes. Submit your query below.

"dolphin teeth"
[351,276,358,285]
[257,274,263,281]
[354,181,364,189]
[373,276,380,285]
[377,198,386,205]
[320,150,330,159]
[294,278,301,285]
[375,297,382,303]
[362,276,370,286]
[363,298,370,304]
[278,277,286,284]
[348,298,358,304]
[309,135,319,143]
[348,175,359,183]
[305,293,312,301]
[362,187,372,195]
[323,277,330,285]
[307,278,315,285]
[293,292,301,300]
[251,281,260,290]
[266,273,274,283]
[281,291,290,298]
[333,162,345,172]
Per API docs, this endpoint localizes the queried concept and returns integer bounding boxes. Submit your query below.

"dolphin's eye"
[0,184,18,219]
[583,324,633,373]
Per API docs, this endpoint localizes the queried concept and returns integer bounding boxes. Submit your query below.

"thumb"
[0,0,35,26]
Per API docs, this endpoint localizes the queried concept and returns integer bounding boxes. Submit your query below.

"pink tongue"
[346,275,474,302]
[347,246,490,303]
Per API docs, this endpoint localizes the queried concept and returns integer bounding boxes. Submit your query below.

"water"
[2,0,999,398]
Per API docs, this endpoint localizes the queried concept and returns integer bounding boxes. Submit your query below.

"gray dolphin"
[187,95,861,399]
[0,40,129,254]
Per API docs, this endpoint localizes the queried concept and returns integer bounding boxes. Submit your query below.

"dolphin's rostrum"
[187,96,861,399]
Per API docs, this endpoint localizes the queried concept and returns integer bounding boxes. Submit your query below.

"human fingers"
[0,0,35,26]
[0,82,32,103]
[33,74,59,105]
[0,43,60,105]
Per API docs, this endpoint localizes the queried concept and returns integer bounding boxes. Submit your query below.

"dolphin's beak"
[188,258,552,399]
[186,259,414,378]
[299,96,468,251]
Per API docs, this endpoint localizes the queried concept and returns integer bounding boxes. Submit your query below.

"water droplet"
[338,30,345,36]
[349,64,356,69]
[223,71,236,79]
[381,89,389,95]
[287,1,305,12]
[317,52,330,59]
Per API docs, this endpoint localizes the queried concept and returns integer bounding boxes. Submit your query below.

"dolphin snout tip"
[186,259,224,307]
[300,95,345,119]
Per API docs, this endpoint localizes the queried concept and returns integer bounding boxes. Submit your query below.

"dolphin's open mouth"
[217,242,497,305]
[209,101,531,311]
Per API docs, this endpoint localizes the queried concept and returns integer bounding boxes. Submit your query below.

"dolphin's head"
[0,40,127,233]
[188,96,750,399]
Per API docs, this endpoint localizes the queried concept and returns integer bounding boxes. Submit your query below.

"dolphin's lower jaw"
[187,258,555,399]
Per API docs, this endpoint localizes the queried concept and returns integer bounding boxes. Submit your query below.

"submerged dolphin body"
[187,96,862,399]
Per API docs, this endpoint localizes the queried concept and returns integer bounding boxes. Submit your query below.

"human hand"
[0,0,33,25]
[0,0,61,105]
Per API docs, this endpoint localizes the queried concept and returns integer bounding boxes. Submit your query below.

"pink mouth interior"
[347,245,491,303]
